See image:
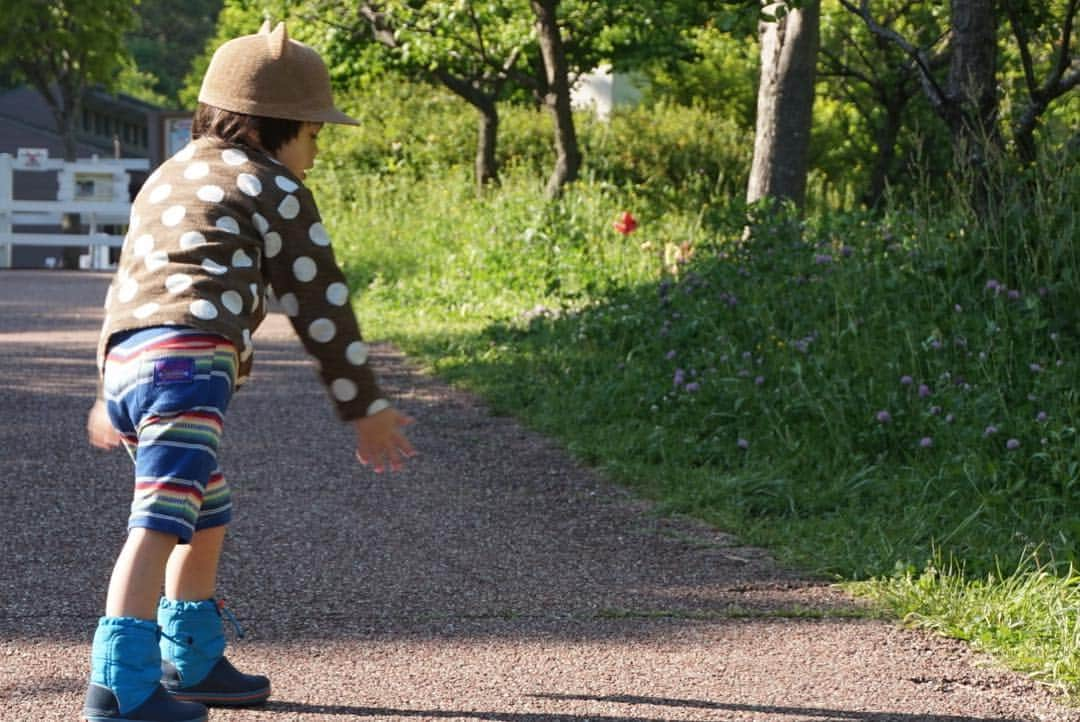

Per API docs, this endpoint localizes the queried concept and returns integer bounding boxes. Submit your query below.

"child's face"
[276,122,323,180]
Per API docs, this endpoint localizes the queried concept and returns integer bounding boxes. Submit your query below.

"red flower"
[613,211,638,235]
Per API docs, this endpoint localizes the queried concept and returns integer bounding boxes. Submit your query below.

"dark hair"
[191,103,303,154]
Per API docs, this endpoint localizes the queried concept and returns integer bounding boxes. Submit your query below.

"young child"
[83,22,415,722]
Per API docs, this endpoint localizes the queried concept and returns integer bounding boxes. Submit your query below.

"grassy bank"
[311,98,1080,695]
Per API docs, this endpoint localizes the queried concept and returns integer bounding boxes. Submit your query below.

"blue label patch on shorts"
[154,357,196,386]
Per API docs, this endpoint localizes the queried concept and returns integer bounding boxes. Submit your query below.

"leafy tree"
[127,0,224,107]
[0,0,139,160]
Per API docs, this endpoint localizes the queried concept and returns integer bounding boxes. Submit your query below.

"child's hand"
[87,400,123,449]
[353,407,416,473]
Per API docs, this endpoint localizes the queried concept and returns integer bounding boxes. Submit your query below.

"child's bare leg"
[165,526,227,601]
[105,528,178,620]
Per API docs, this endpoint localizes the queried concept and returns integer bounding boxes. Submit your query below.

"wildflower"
[841,245,854,257]
[613,211,638,235]
[737,438,749,450]
[814,254,833,265]
[929,406,941,416]
[984,425,998,437]
[919,437,933,448]
[945,414,955,424]
[755,375,765,386]
[1006,438,1021,450]
[930,340,942,350]
[1008,290,1021,300]
[985,279,1001,292]
[1036,411,1048,423]
[1029,363,1042,373]
[954,304,963,312]
[901,375,913,386]
[673,369,685,387]
[876,410,892,424]
[918,384,932,398]
[685,382,700,393]
[665,350,677,360]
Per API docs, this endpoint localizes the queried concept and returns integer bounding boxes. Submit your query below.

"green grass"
[310,98,1080,697]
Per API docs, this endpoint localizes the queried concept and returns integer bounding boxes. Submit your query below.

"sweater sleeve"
[258,177,385,421]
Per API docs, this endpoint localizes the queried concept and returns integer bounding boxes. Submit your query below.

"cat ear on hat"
[267,22,289,59]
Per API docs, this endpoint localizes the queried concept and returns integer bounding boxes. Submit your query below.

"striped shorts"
[103,326,238,543]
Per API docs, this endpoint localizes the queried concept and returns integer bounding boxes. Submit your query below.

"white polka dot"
[326,282,348,306]
[190,299,218,320]
[221,290,243,314]
[201,258,228,275]
[129,212,140,233]
[222,148,248,166]
[292,256,317,282]
[237,173,262,197]
[216,216,240,234]
[276,176,299,192]
[308,223,331,246]
[117,278,138,303]
[263,232,282,258]
[197,185,225,202]
[231,249,254,268]
[133,302,159,319]
[179,231,206,250]
[145,250,169,272]
[252,213,269,234]
[162,205,185,226]
[278,195,300,219]
[148,184,172,204]
[331,378,358,402]
[240,328,253,360]
[145,168,162,186]
[184,162,209,180]
[308,318,336,343]
[250,283,260,311]
[279,293,299,317]
[346,341,369,365]
[132,234,154,257]
[175,144,196,162]
[165,273,193,293]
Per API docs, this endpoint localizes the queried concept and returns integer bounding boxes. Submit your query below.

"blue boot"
[83,617,207,722]
[158,598,270,707]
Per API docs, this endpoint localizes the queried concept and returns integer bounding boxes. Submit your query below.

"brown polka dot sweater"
[96,136,385,421]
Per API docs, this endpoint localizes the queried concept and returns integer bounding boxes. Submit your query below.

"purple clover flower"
[665,350,677,360]
[985,279,1001,292]
[673,369,685,387]
[929,406,942,416]
[1029,363,1043,373]
[1006,438,1021,450]
[984,425,998,437]
[919,437,933,448]
[685,382,700,393]
[876,410,892,424]
[945,414,955,424]
[1008,289,1021,300]
[918,384,932,398]
[755,375,765,386]
[737,438,749,450]
[814,254,833,265]
[901,375,914,386]
[1036,411,1048,423]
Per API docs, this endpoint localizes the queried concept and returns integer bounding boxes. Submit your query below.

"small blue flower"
[876,410,892,424]
[737,438,749,450]
[901,375,913,386]
[984,425,998,437]
[1006,438,1021,450]
[919,437,933,448]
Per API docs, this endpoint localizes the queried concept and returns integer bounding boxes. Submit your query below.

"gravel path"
[1,270,1076,722]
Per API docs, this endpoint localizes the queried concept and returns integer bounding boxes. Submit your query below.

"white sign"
[15,147,49,169]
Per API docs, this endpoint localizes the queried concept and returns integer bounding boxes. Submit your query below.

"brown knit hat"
[198,21,358,125]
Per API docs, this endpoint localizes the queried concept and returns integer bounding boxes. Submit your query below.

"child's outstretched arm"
[353,406,416,473]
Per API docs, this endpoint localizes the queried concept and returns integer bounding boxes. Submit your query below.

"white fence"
[0,152,149,269]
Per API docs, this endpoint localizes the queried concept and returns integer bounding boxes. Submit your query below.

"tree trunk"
[747,0,821,209]
[476,99,500,191]
[947,0,999,162]
[530,0,581,199]
[863,96,905,208]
